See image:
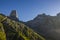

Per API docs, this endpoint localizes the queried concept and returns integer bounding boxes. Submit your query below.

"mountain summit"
[9,10,19,21]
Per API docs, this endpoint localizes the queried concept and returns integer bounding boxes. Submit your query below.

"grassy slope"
[0,14,45,40]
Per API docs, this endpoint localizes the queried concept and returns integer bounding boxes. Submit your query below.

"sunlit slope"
[0,14,45,40]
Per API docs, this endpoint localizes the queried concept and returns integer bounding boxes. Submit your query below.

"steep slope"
[26,13,60,40]
[0,14,45,40]
[0,23,6,40]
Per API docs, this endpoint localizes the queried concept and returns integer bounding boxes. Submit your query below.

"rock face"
[10,10,19,21]
[25,13,60,40]
[57,12,60,16]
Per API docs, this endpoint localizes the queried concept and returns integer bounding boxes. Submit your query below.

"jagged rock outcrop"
[9,10,19,21]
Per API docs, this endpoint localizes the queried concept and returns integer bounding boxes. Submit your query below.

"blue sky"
[0,0,60,22]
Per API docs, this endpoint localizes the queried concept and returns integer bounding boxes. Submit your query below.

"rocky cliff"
[26,13,60,40]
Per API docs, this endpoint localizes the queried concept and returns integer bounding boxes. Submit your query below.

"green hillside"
[0,14,45,40]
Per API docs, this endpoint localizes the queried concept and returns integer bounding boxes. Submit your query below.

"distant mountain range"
[25,13,60,40]
[0,10,45,40]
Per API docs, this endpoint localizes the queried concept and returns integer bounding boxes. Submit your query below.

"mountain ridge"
[25,13,60,40]
[0,13,45,40]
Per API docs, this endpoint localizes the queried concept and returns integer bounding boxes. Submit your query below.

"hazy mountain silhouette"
[25,13,60,40]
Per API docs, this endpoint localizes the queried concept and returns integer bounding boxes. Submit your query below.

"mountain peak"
[57,12,60,16]
[10,10,18,18]
[38,13,46,16]
[34,13,50,20]
[9,10,19,21]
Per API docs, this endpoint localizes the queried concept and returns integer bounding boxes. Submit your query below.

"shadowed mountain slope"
[26,13,60,40]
